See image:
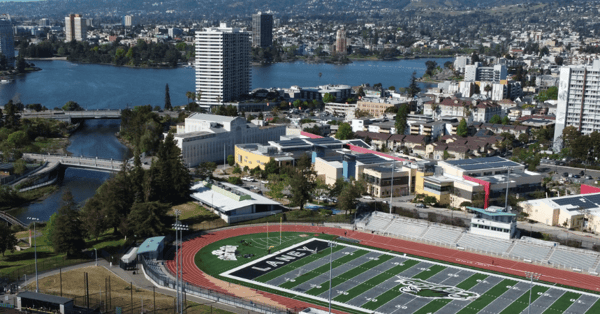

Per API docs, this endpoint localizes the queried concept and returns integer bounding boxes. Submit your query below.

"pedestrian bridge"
[20,109,180,123]
[23,153,127,173]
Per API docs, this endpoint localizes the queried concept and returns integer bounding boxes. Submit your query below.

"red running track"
[166,225,600,313]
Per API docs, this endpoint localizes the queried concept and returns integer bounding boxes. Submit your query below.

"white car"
[261,180,269,184]
[363,195,373,200]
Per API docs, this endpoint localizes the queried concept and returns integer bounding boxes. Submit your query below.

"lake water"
[5,57,452,221]
[0,58,452,110]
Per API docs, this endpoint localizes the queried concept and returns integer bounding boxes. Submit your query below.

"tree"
[489,114,502,124]
[185,91,194,104]
[457,118,468,137]
[0,222,17,256]
[335,123,353,140]
[484,84,492,96]
[425,60,437,76]
[293,99,302,108]
[62,101,84,111]
[51,191,86,257]
[227,154,235,166]
[164,84,172,111]
[44,212,58,247]
[80,197,106,241]
[337,179,366,216]
[127,202,171,238]
[536,86,558,102]
[13,158,27,175]
[289,169,316,211]
[501,116,511,125]
[395,104,409,135]
[323,93,336,103]
[444,61,453,69]
[297,153,312,171]
[407,71,421,98]
[518,133,530,144]
[3,100,20,130]
[151,132,191,204]
[16,56,27,73]
[388,86,396,91]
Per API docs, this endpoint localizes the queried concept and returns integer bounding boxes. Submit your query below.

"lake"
[0,58,452,110]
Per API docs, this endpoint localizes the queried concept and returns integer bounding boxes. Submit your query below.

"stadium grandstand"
[356,211,600,275]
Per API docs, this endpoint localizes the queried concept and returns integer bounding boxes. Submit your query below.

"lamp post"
[27,217,39,293]
[173,218,188,314]
[94,248,98,266]
[389,159,395,214]
[525,272,541,314]
[328,241,337,314]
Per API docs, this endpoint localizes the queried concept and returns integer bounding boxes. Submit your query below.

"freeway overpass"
[22,153,136,173]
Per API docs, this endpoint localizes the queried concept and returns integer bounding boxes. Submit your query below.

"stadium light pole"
[504,166,511,211]
[525,271,541,314]
[389,160,395,214]
[173,210,181,314]
[328,241,337,314]
[28,217,39,293]
[173,221,188,314]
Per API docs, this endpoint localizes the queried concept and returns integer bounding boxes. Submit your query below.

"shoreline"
[25,57,68,61]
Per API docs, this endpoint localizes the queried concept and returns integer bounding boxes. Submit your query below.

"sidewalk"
[20,259,261,314]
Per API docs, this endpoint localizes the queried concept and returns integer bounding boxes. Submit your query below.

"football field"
[197,232,600,314]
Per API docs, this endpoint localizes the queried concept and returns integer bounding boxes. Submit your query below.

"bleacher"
[421,225,463,245]
[509,242,553,262]
[385,219,428,238]
[356,212,600,275]
[456,233,513,255]
[549,248,598,271]
[363,215,393,232]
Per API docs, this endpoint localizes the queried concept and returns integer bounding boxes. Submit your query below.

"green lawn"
[0,228,125,281]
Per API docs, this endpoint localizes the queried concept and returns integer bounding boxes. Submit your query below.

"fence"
[4,255,92,283]
[140,257,296,314]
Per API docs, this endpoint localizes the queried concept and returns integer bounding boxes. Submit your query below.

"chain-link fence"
[140,257,297,314]
[4,255,92,283]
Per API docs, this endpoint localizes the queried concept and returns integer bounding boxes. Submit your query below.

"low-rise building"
[356,99,398,118]
[362,164,410,198]
[468,206,517,240]
[191,180,284,223]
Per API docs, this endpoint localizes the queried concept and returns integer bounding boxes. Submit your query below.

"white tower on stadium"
[195,23,251,109]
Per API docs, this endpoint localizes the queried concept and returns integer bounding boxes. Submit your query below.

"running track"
[166,225,600,313]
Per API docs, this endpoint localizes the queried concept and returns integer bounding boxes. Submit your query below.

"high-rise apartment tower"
[0,15,14,67]
[554,60,600,150]
[335,29,347,55]
[195,23,251,108]
[251,12,273,48]
[65,14,87,42]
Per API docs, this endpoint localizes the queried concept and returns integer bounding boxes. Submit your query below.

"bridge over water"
[20,109,180,123]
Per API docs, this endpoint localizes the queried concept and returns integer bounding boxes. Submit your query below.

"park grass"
[500,286,549,314]
[24,266,232,314]
[305,254,394,296]
[456,279,518,314]
[168,202,228,231]
[195,232,337,278]
[0,228,125,281]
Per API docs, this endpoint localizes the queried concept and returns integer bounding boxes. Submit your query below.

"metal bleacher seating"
[420,225,463,245]
[549,247,598,270]
[385,218,428,238]
[509,242,553,262]
[456,233,513,255]
[364,215,392,232]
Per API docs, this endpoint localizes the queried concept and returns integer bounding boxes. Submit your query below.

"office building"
[251,12,273,48]
[195,23,251,108]
[554,60,600,150]
[0,15,14,67]
[335,29,347,55]
[464,63,507,82]
[173,113,285,167]
[65,14,86,42]
[123,15,133,27]
[39,18,50,27]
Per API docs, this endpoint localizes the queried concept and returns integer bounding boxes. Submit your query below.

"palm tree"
[185,91,193,104]
[195,91,202,103]
[484,85,493,97]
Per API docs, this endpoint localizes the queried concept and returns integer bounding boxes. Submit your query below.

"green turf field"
[196,232,600,314]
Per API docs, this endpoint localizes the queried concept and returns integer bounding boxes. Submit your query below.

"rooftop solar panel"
[276,139,310,147]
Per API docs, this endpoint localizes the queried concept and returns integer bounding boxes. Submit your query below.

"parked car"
[573,175,581,179]
[416,203,426,208]
[562,172,569,177]
[586,175,593,180]
[362,195,373,200]
[568,173,574,178]
[579,170,585,176]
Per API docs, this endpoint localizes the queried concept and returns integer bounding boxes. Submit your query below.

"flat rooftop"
[190,181,280,212]
[443,156,522,171]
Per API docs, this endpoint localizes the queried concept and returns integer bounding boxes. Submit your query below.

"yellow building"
[234,143,294,170]
[414,170,453,205]
[357,101,396,118]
